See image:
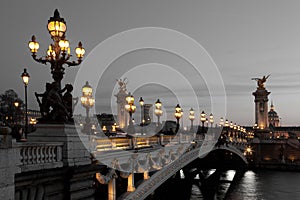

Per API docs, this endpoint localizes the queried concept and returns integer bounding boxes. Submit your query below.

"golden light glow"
[47,21,67,38]
[21,69,30,85]
[174,104,182,119]
[155,99,162,109]
[47,45,53,56]
[189,108,195,121]
[155,108,163,116]
[75,42,85,58]
[14,101,19,107]
[230,121,233,129]
[112,124,116,132]
[29,118,37,125]
[125,93,136,113]
[219,117,224,126]
[200,111,206,122]
[59,39,69,51]
[139,97,144,106]
[81,81,95,108]
[225,119,229,127]
[189,108,195,115]
[28,35,39,53]
[126,95,134,104]
[82,81,93,96]
[209,113,214,124]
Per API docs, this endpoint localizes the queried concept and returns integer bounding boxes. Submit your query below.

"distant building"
[268,102,280,127]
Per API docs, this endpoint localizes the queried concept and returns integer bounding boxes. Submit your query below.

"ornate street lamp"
[200,111,206,134]
[21,68,30,141]
[209,113,214,127]
[139,97,144,125]
[154,99,163,126]
[230,121,234,129]
[80,81,95,133]
[125,93,136,134]
[219,117,224,127]
[28,9,85,91]
[174,104,182,133]
[189,108,195,132]
[225,119,229,128]
[139,97,144,134]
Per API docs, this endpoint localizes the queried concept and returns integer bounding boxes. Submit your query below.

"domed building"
[268,102,280,127]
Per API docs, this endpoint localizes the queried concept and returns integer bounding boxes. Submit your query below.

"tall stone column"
[108,178,116,200]
[127,173,135,192]
[252,75,271,129]
[115,78,129,130]
[253,88,270,129]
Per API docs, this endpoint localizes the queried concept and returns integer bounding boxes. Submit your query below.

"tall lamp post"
[139,97,144,134]
[28,9,85,91]
[209,113,214,127]
[200,111,206,134]
[21,68,30,141]
[125,93,136,134]
[219,117,224,127]
[80,81,95,133]
[174,104,182,133]
[189,108,195,132]
[154,99,163,127]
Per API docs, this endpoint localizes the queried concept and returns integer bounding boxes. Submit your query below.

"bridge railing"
[17,142,64,172]
[95,133,197,152]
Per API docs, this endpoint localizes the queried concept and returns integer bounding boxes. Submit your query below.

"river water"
[191,170,300,200]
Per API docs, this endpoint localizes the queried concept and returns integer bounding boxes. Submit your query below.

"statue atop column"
[252,75,270,89]
[116,78,128,92]
[252,75,271,131]
[115,78,129,129]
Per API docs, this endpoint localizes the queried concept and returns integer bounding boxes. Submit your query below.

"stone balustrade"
[17,142,64,172]
[95,134,195,152]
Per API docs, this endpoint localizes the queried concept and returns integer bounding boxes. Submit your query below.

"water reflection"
[191,170,300,200]
[226,170,259,200]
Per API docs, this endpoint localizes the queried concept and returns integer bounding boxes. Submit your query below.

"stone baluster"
[29,147,33,164]
[23,147,28,165]
[32,146,37,164]
[51,146,56,162]
[46,146,50,162]
[57,145,62,162]
[40,146,45,163]
[36,146,41,163]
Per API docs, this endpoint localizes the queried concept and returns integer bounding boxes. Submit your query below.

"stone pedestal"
[28,124,91,167]
[0,144,21,200]
[253,88,270,129]
[115,89,128,129]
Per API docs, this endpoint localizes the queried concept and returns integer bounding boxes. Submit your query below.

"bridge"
[0,124,249,200]
[92,128,249,200]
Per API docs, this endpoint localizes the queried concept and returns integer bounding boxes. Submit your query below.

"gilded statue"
[252,75,270,89]
[116,78,128,91]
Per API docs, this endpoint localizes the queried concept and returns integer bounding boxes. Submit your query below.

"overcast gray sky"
[1,0,300,126]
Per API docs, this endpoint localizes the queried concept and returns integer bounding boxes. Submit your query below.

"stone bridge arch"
[121,144,248,200]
